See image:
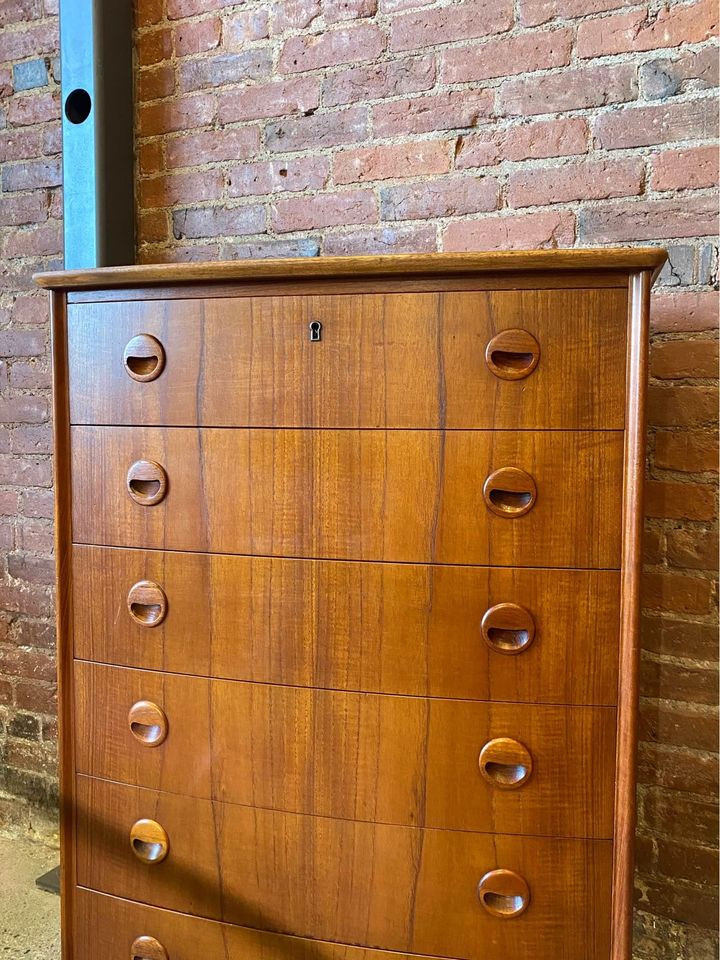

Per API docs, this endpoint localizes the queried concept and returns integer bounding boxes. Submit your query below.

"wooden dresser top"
[34,247,666,291]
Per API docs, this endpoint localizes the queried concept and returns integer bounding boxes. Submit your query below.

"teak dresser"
[36,249,666,960]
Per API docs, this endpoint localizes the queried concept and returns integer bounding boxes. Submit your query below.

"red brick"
[323,223,437,255]
[272,189,376,232]
[444,209,575,251]
[0,491,18,516]
[508,157,643,208]
[0,0,42,26]
[640,702,718,759]
[577,0,718,58]
[390,0,514,52]
[20,488,53,519]
[0,22,55,62]
[179,51,273,94]
[173,17,221,57]
[166,127,261,168]
[324,0,378,22]
[641,616,718,662]
[137,28,173,67]
[138,209,170,244]
[0,192,48,227]
[12,424,52,455]
[0,129,44,163]
[323,56,436,107]
[595,98,718,150]
[271,0,322,33]
[381,175,499,220]
[7,553,55,587]
[228,157,329,196]
[139,170,224,207]
[457,118,589,169]
[645,480,717,522]
[0,582,52,617]
[442,28,572,84]
[0,397,48,424]
[580,196,718,244]
[3,220,62,258]
[643,525,664,565]
[652,292,719,334]
[655,431,717,473]
[641,790,718,847]
[173,205,266,239]
[519,0,636,27]
[373,89,493,137]
[641,657,718,707]
[135,0,164,26]
[7,91,58,126]
[1,158,61,191]
[266,104,367,151]
[652,146,718,192]
[137,65,176,102]
[651,339,718,380]
[648,384,719,428]
[638,835,719,889]
[16,518,53,553]
[225,8,270,45]
[0,330,44,357]
[218,77,320,123]
[138,140,163,176]
[10,360,51,389]
[500,64,637,116]
[4,738,54,775]
[334,140,449,184]
[138,95,216,136]
[13,679,56,714]
[667,528,718,572]
[279,24,385,73]
[166,0,224,16]
[642,571,713,615]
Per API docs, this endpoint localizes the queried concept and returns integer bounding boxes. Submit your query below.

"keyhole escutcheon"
[309,321,322,342]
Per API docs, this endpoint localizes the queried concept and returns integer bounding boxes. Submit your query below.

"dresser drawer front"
[71,428,624,568]
[73,546,620,705]
[74,889,462,960]
[76,777,612,959]
[67,289,627,429]
[75,662,616,838]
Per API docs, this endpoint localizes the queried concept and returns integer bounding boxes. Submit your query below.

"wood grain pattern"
[72,545,621,705]
[33,246,667,289]
[75,776,613,960]
[611,270,653,960]
[74,661,617,838]
[67,289,628,430]
[70,427,624,568]
[73,888,473,960]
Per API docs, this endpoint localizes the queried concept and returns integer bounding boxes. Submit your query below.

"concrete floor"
[0,836,60,959]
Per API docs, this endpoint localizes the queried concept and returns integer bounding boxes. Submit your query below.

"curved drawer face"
[67,289,627,430]
[74,662,616,839]
[72,547,620,706]
[74,889,460,960]
[70,428,623,568]
[76,778,613,960]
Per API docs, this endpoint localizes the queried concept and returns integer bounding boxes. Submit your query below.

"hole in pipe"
[64,88,92,124]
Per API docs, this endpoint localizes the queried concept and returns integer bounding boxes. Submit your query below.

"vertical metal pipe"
[59,0,135,268]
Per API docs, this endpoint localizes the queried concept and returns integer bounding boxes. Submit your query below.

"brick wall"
[0,0,717,955]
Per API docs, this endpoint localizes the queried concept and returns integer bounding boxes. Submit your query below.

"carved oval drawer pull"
[130,819,169,864]
[485,329,540,381]
[124,334,166,383]
[479,738,533,789]
[131,936,168,960]
[481,603,535,655]
[477,869,530,918]
[127,460,168,506]
[128,701,169,748]
[483,467,537,518]
[127,580,168,627]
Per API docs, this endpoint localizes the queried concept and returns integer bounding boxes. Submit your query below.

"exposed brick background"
[0,0,718,955]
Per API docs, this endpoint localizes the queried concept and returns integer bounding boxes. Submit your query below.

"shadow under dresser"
[35,248,667,960]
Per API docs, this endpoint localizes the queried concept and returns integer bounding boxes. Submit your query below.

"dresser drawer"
[73,546,620,705]
[71,427,624,568]
[75,662,616,838]
[67,289,627,429]
[76,777,612,959]
[74,888,462,960]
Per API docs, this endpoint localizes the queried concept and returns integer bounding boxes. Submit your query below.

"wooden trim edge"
[611,270,652,960]
[50,290,76,960]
